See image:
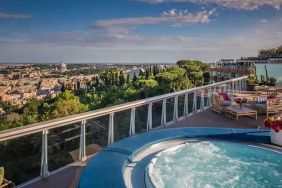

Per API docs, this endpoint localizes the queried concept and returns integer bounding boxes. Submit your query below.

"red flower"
[264,117,282,132]
[234,97,247,104]
[272,121,281,133]
[264,119,271,128]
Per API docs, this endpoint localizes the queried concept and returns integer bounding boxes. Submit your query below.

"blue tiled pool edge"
[78,127,271,188]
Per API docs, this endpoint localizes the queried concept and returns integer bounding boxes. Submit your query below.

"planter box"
[271,129,282,146]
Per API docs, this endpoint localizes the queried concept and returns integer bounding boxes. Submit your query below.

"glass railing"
[0,76,248,186]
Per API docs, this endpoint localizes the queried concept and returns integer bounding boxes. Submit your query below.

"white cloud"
[0,12,33,19]
[136,0,282,10]
[0,10,281,63]
[259,19,268,24]
[91,9,216,34]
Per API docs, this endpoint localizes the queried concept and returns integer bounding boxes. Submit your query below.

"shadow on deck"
[21,109,266,188]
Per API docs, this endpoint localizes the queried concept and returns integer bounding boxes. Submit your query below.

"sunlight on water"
[149,141,282,188]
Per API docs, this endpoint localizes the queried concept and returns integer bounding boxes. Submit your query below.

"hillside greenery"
[0,60,209,131]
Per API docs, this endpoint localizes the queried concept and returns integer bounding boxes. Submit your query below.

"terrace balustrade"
[0,76,248,186]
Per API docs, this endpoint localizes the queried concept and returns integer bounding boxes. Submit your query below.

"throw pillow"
[267,95,277,99]
[219,92,228,101]
[256,96,267,104]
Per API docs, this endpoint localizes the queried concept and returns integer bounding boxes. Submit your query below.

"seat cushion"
[255,103,266,109]
[221,101,237,106]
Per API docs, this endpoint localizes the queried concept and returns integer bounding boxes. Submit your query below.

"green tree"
[139,69,144,78]
[155,67,192,93]
[119,71,126,86]
[132,73,137,83]
[47,90,87,119]
[145,69,150,79]
[0,101,15,113]
[176,60,208,86]
[137,79,158,97]
[126,74,131,84]
[22,98,42,124]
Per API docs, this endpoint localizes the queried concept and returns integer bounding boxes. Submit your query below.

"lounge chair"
[252,96,282,118]
[212,93,237,113]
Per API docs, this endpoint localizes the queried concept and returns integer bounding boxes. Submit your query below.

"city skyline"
[0,0,282,63]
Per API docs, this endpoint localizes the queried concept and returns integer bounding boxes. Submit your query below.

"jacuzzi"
[144,140,282,188]
[78,127,282,188]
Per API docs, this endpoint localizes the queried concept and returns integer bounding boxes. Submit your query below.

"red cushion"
[267,95,277,99]
[219,92,228,101]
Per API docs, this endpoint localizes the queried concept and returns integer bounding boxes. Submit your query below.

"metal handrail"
[0,76,247,141]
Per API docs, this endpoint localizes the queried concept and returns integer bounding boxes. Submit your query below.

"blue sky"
[0,0,282,63]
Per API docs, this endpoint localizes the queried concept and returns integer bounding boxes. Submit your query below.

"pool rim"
[78,127,272,188]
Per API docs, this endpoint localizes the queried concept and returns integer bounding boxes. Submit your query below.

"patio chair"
[212,93,237,113]
[252,96,282,118]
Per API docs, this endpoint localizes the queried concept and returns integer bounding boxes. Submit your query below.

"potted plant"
[247,65,258,91]
[264,116,282,146]
[234,97,247,109]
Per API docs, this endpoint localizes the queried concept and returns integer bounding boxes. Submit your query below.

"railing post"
[108,113,114,145]
[232,81,235,93]
[161,99,167,127]
[242,78,246,90]
[147,102,152,131]
[213,86,217,93]
[79,120,87,161]
[223,84,226,92]
[208,88,212,107]
[173,96,178,123]
[129,108,136,136]
[228,82,232,95]
[244,78,247,90]
[218,85,222,93]
[239,80,242,91]
[40,129,49,178]
[193,91,197,113]
[184,93,189,116]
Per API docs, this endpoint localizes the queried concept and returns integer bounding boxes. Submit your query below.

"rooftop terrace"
[1,75,281,188]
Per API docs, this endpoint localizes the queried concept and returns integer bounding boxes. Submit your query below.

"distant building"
[58,62,67,72]
[126,67,145,79]
[210,55,282,83]
[210,59,246,83]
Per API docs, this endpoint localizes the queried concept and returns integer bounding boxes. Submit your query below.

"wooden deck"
[175,109,265,129]
[21,109,266,188]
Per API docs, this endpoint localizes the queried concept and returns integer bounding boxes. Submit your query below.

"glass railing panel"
[85,115,109,156]
[152,101,162,128]
[113,110,131,142]
[188,93,194,114]
[48,122,81,171]
[0,132,42,185]
[166,98,174,122]
[135,105,148,134]
[196,91,201,111]
[178,95,185,118]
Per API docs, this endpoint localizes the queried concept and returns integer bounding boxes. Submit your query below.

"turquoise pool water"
[148,141,282,188]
